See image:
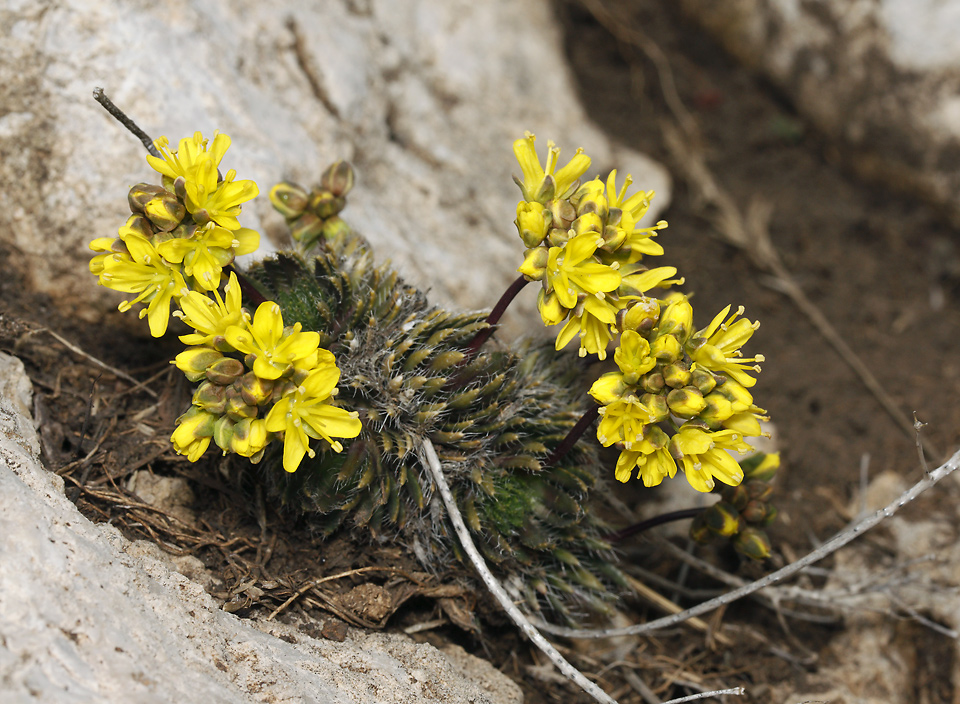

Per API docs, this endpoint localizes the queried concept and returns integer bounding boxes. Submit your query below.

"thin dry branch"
[20,327,158,398]
[421,439,619,704]
[533,446,960,639]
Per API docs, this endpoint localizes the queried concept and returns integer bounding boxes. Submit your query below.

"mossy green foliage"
[244,232,626,622]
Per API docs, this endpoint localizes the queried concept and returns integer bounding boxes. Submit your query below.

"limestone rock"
[0,349,522,703]
[678,0,960,225]
[0,0,669,339]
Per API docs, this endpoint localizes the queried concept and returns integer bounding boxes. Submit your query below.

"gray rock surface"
[0,349,522,703]
[679,0,960,224]
[0,0,669,338]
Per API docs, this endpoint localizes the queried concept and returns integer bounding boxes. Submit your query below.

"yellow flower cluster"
[513,133,675,359]
[589,295,767,492]
[89,132,362,472]
[513,135,769,493]
[170,272,362,471]
[90,132,260,336]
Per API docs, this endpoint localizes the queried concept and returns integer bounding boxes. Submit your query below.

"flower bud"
[689,512,712,544]
[639,371,664,394]
[225,386,258,420]
[741,500,768,523]
[269,181,309,219]
[308,189,346,219]
[690,368,717,395]
[320,160,355,197]
[733,527,771,560]
[290,212,325,245]
[212,416,235,452]
[171,406,216,461]
[205,357,246,385]
[537,290,566,326]
[321,216,351,244]
[230,417,268,457]
[546,227,571,249]
[713,378,754,413]
[650,333,681,363]
[240,371,275,407]
[658,295,693,343]
[598,223,627,252]
[700,392,734,425]
[518,246,549,281]
[571,211,603,237]
[619,297,660,334]
[143,192,186,232]
[741,452,780,482]
[127,183,167,213]
[640,393,670,422]
[174,405,217,438]
[549,198,577,230]
[193,381,228,414]
[745,479,773,503]
[662,361,691,389]
[724,483,750,511]
[516,201,550,248]
[703,501,743,537]
[667,387,707,417]
[117,214,154,241]
[174,347,224,383]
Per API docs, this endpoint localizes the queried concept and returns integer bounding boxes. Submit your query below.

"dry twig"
[533,446,960,639]
[19,327,158,398]
[421,439,619,704]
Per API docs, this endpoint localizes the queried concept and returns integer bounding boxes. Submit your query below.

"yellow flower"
[545,233,620,310]
[669,425,752,492]
[513,132,591,203]
[613,330,656,384]
[555,304,617,359]
[184,165,259,231]
[171,406,217,462]
[88,236,122,275]
[225,301,321,380]
[157,224,259,291]
[617,265,682,298]
[147,131,259,231]
[98,234,186,337]
[594,394,659,447]
[614,425,676,485]
[602,170,669,263]
[688,305,764,387]
[265,364,363,472]
[175,271,249,346]
[148,131,232,185]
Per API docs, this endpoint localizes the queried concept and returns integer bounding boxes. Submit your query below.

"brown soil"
[2,1,959,702]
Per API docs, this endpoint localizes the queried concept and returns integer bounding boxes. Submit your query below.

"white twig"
[533,447,960,639]
[662,688,745,704]
[421,439,618,704]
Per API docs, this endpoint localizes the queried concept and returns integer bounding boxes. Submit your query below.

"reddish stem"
[543,405,599,469]
[463,275,529,358]
[603,507,705,543]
